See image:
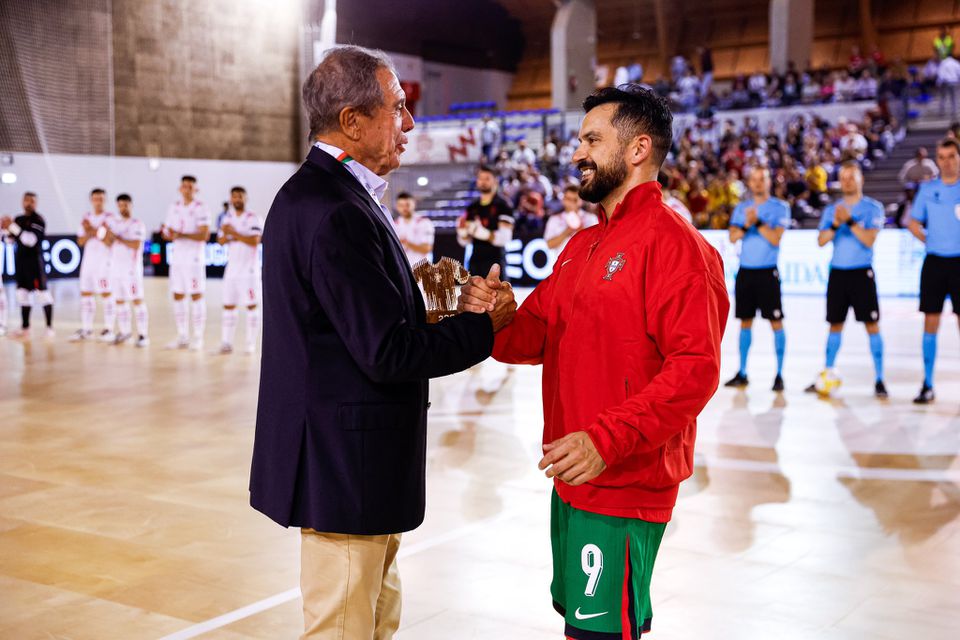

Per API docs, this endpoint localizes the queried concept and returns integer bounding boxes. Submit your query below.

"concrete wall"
[111,0,301,161]
[0,0,301,162]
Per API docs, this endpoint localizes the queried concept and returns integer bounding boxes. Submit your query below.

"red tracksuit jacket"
[493,182,729,521]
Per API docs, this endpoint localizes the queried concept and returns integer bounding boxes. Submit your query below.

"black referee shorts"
[919,254,960,315]
[826,267,880,324]
[735,267,784,320]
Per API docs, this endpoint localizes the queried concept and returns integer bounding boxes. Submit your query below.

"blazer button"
[426,402,432,409]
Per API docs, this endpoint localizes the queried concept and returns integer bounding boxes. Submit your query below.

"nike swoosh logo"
[574,607,608,620]
[561,259,573,267]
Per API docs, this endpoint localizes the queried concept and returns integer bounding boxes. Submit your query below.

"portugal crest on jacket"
[603,252,626,281]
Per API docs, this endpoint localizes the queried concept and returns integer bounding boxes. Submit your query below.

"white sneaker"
[165,337,190,350]
[218,343,233,355]
[12,328,30,340]
[136,335,150,348]
[44,327,55,340]
[244,343,256,355]
[69,329,92,342]
[113,332,132,345]
[189,338,204,352]
[98,330,115,343]
[0,325,7,337]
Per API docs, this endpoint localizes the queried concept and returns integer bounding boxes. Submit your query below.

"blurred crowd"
[481,105,907,232]
[592,24,960,124]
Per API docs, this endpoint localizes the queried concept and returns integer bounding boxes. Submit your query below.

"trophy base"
[427,310,459,324]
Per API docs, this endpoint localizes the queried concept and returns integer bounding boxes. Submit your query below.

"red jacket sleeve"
[491,272,551,365]
[584,269,729,465]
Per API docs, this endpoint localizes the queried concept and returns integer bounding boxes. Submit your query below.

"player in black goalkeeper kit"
[0,192,55,339]
[457,165,515,279]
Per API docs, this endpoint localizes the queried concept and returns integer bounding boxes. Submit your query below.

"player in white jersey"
[70,188,116,343]
[161,175,211,350]
[106,193,149,347]
[392,192,435,265]
[217,186,262,354]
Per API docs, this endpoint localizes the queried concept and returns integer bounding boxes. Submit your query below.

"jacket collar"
[597,181,663,229]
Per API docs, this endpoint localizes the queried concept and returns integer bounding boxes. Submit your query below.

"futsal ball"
[814,369,842,397]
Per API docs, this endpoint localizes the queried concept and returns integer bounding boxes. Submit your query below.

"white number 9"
[581,543,604,597]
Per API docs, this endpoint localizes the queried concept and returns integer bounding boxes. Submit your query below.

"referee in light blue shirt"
[724,165,791,391]
[908,138,960,404]
[805,161,888,398]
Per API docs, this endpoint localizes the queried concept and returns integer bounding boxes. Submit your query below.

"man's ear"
[630,134,653,167]
[339,107,362,141]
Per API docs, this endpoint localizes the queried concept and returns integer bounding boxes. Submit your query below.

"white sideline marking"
[156,509,522,640]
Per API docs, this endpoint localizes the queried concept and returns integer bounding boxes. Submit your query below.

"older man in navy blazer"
[250,46,516,639]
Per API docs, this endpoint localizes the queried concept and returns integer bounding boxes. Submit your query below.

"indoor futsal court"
[3,1,960,639]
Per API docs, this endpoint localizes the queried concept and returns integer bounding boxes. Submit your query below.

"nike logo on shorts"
[574,607,608,620]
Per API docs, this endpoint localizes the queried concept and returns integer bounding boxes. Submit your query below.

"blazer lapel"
[307,147,423,320]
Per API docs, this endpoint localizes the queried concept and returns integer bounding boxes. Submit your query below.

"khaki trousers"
[300,530,402,640]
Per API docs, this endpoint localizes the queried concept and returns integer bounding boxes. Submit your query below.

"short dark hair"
[477,164,497,176]
[181,175,197,184]
[396,191,414,200]
[938,138,960,154]
[582,84,673,167]
[90,188,105,196]
[230,186,246,194]
[23,191,36,198]
[563,184,581,195]
[116,193,132,202]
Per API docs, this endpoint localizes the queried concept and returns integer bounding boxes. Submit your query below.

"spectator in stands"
[780,71,802,106]
[898,147,939,187]
[516,190,546,232]
[657,171,693,223]
[936,54,960,117]
[868,45,887,75]
[840,124,869,163]
[613,64,630,87]
[542,134,561,184]
[480,115,501,164]
[725,168,746,204]
[922,57,940,97]
[511,139,537,168]
[879,67,909,124]
[671,54,687,83]
[820,70,836,103]
[698,47,714,95]
[627,61,644,84]
[684,175,710,227]
[653,75,671,99]
[849,45,866,77]
[678,68,701,112]
[543,185,599,258]
[834,71,857,102]
[935,26,955,61]
[748,71,768,106]
[855,70,879,100]
[802,72,822,104]
[804,153,828,209]
[730,76,751,109]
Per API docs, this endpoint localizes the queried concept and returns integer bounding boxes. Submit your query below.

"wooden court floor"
[1,278,959,639]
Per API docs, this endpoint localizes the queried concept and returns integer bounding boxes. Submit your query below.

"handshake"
[457,264,517,332]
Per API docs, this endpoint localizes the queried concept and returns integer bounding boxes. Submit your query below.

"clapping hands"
[457,264,517,332]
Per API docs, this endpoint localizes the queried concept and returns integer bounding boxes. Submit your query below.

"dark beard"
[578,158,628,203]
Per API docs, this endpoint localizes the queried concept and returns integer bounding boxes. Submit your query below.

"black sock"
[43,304,53,327]
[21,305,31,329]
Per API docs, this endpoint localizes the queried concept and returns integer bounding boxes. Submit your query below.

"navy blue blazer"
[250,147,494,535]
